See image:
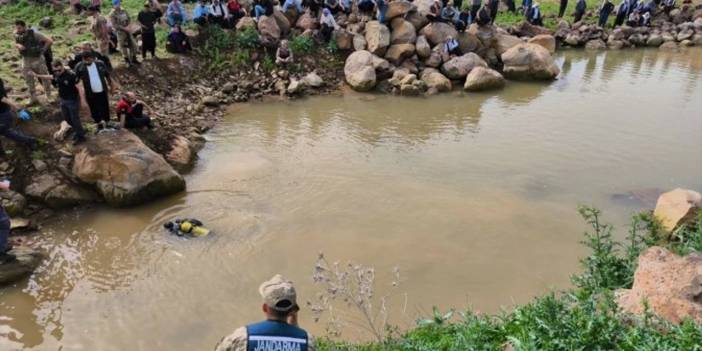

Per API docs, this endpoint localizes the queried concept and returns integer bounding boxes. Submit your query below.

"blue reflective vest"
[246,320,309,351]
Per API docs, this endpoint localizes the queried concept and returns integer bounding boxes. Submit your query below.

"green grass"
[317,208,702,351]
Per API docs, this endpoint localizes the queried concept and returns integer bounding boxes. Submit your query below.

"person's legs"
[558,0,567,17]
[96,92,110,124]
[62,99,86,140]
[254,5,266,19]
[0,219,8,252]
[98,38,111,56]
[43,47,54,75]
[126,34,139,62]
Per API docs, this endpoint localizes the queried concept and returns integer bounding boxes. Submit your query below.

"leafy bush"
[261,54,276,72]
[234,27,260,49]
[231,50,251,68]
[289,35,315,56]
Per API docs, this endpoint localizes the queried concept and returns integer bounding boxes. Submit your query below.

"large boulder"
[515,21,554,37]
[390,19,417,45]
[24,173,98,209]
[365,21,391,56]
[463,67,505,92]
[385,44,415,65]
[344,50,377,91]
[271,9,291,35]
[385,0,415,20]
[440,53,487,80]
[646,33,664,47]
[616,247,702,324]
[235,16,257,31]
[416,35,431,58]
[72,130,186,207]
[420,22,458,46]
[296,12,318,30]
[495,34,523,56]
[468,23,497,48]
[166,135,204,173]
[419,68,452,92]
[0,247,42,286]
[456,31,483,54]
[501,43,560,81]
[334,29,354,50]
[653,188,701,234]
[353,34,367,51]
[527,34,556,54]
[405,11,430,31]
[257,15,281,45]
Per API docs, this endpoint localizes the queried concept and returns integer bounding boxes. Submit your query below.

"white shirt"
[87,63,104,93]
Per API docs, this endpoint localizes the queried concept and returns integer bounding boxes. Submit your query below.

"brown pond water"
[1,49,702,350]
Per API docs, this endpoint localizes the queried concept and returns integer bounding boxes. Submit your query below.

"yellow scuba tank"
[191,226,210,237]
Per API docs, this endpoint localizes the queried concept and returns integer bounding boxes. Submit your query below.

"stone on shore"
[440,53,487,80]
[272,9,291,35]
[463,67,505,92]
[0,247,42,286]
[585,39,606,50]
[257,15,281,46]
[24,173,98,209]
[515,21,554,38]
[415,35,431,58]
[646,33,664,47]
[385,0,415,20]
[457,31,483,54]
[390,19,417,45]
[501,43,560,81]
[72,130,186,207]
[344,50,377,91]
[419,68,451,93]
[296,12,318,30]
[166,135,202,173]
[495,34,523,56]
[420,22,458,46]
[353,34,367,51]
[659,41,679,51]
[365,21,391,56]
[527,34,556,54]
[405,11,430,31]
[385,44,415,65]
[653,188,701,234]
[0,190,26,217]
[235,17,257,31]
[302,71,324,87]
[615,247,702,324]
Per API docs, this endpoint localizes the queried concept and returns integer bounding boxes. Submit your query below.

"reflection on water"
[1,49,701,351]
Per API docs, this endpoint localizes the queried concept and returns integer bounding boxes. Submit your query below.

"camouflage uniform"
[91,14,111,56]
[15,29,52,101]
[109,7,138,62]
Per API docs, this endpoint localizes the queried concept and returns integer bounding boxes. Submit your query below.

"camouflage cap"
[259,274,297,312]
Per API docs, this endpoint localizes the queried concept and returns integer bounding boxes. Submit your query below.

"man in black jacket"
[69,42,113,72]
[33,60,87,145]
[574,0,587,22]
[74,53,113,131]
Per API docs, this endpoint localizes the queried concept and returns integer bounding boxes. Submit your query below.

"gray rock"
[463,67,505,92]
[0,247,42,286]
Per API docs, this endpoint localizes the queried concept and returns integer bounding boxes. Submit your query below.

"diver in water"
[164,218,210,237]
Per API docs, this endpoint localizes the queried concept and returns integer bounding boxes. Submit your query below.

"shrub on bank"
[317,208,702,351]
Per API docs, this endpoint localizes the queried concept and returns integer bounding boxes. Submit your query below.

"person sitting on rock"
[357,0,377,21]
[662,0,674,12]
[573,0,587,22]
[164,218,210,237]
[0,79,38,157]
[211,0,233,27]
[639,10,651,25]
[456,9,471,31]
[427,0,445,22]
[626,8,640,25]
[227,0,247,23]
[276,39,294,65]
[283,0,304,14]
[475,4,492,25]
[167,0,189,27]
[193,0,213,26]
[116,91,154,130]
[526,2,543,25]
[598,0,615,27]
[441,36,461,62]
[0,179,16,263]
[319,8,340,42]
[324,0,342,15]
[305,0,325,17]
[167,24,192,53]
[254,0,275,20]
[340,0,352,15]
[441,4,460,24]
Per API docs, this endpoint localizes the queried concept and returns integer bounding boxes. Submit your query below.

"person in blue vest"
[215,274,316,351]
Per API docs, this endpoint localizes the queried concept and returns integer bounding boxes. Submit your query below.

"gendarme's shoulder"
[214,326,248,351]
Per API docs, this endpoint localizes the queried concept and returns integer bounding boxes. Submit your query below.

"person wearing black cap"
[138,0,163,60]
[0,79,38,155]
[215,274,316,351]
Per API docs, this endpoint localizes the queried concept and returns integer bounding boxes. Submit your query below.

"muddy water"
[2,49,702,350]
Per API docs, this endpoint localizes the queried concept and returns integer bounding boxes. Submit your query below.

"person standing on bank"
[110,0,140,66]
[74,53,113,131]
[14,20,53,105]
[87,6,112,56]
[574,0,587,22]
[598,0,615,27]
[138,0,162,60]
[558,0,568,17]
[215,274,316,351]
[32,61,87,145]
